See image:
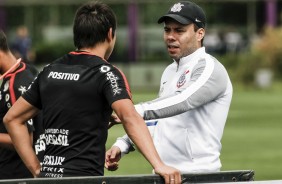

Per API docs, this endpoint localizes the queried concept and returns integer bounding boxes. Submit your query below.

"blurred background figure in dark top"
[10,26,33,63]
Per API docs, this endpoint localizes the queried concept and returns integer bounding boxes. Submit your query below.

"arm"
[3,97,41,178]
[111,99,181,184]
[135,59,228,120]
[0,130,33,150]
[0,133,13,149]
[108,114,135,156]
[0,70,35,150]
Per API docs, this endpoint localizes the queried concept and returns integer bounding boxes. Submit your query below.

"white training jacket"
[113,47,233,173]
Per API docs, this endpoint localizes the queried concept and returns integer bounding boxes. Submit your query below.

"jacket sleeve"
[113,134,135,157]
[135,58,229,120]
[112,120,158,156]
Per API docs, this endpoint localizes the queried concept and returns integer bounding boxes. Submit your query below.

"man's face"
[163,19,202,61]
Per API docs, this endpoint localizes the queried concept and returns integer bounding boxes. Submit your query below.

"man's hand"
[108,114,122,129]
[154,165,182,184]
[105,146,121,171]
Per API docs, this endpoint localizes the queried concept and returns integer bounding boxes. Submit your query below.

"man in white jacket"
[105,1,233,173]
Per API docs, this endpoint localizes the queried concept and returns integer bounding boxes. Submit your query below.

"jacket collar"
[174,47,206,67]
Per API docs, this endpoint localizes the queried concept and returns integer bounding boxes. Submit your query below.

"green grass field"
[105,83,282,181]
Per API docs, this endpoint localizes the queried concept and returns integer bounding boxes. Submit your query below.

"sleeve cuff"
[113,135,135,157]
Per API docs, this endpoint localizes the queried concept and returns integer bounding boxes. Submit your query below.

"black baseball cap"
[158,1,206,28]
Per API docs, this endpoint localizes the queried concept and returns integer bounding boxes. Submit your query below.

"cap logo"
[170,3,184,12]
[195,18,201,22]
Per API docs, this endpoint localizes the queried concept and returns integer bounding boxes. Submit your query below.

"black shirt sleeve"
[22,71,42,109]
[99,65,132,106]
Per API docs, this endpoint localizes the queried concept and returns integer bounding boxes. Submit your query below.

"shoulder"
[13,63,37,81]
[24,63,39,76]
[205,54,232,90]
[194,53,228,74]
[191,53,231,85]
[207,54,229,76]
[98,64,128,83]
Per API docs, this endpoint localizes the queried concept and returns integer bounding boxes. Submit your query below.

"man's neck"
[79,43,107,59]
[0,52,19,75]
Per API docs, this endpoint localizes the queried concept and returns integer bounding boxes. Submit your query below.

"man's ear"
[197,28,205,41]
[107,28,113,42]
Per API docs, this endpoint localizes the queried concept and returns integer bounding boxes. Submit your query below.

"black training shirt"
[22,51,132,177]
[0,62,37,179]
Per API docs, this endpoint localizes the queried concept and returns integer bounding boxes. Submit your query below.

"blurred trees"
[1,1,267,63]
[1,0,282,86]
[218,26,282,86]
[252,26,282,75]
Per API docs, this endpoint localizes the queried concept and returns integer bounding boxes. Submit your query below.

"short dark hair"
[73,1,117,50]
[0,30,10,52]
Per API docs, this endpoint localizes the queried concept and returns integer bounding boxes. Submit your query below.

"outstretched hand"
[108,114,122,129]
[105,146,121,171]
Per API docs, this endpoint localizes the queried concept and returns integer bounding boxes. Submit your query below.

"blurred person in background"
[0,30,39,179]
[3,2,181,183]
[11,25,35,63]
[106,1,233,173]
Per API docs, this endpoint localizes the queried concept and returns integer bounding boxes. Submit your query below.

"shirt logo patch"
[176,70,189,88]
[47,72,80,81]
[27,119,33,126]
[7,103,11,108]
[18,86,27,94]
[100,65,111,73]
[4,81,9,92]
[106,72,122,96]
[5,94,10,102]
[100,65,122,96]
